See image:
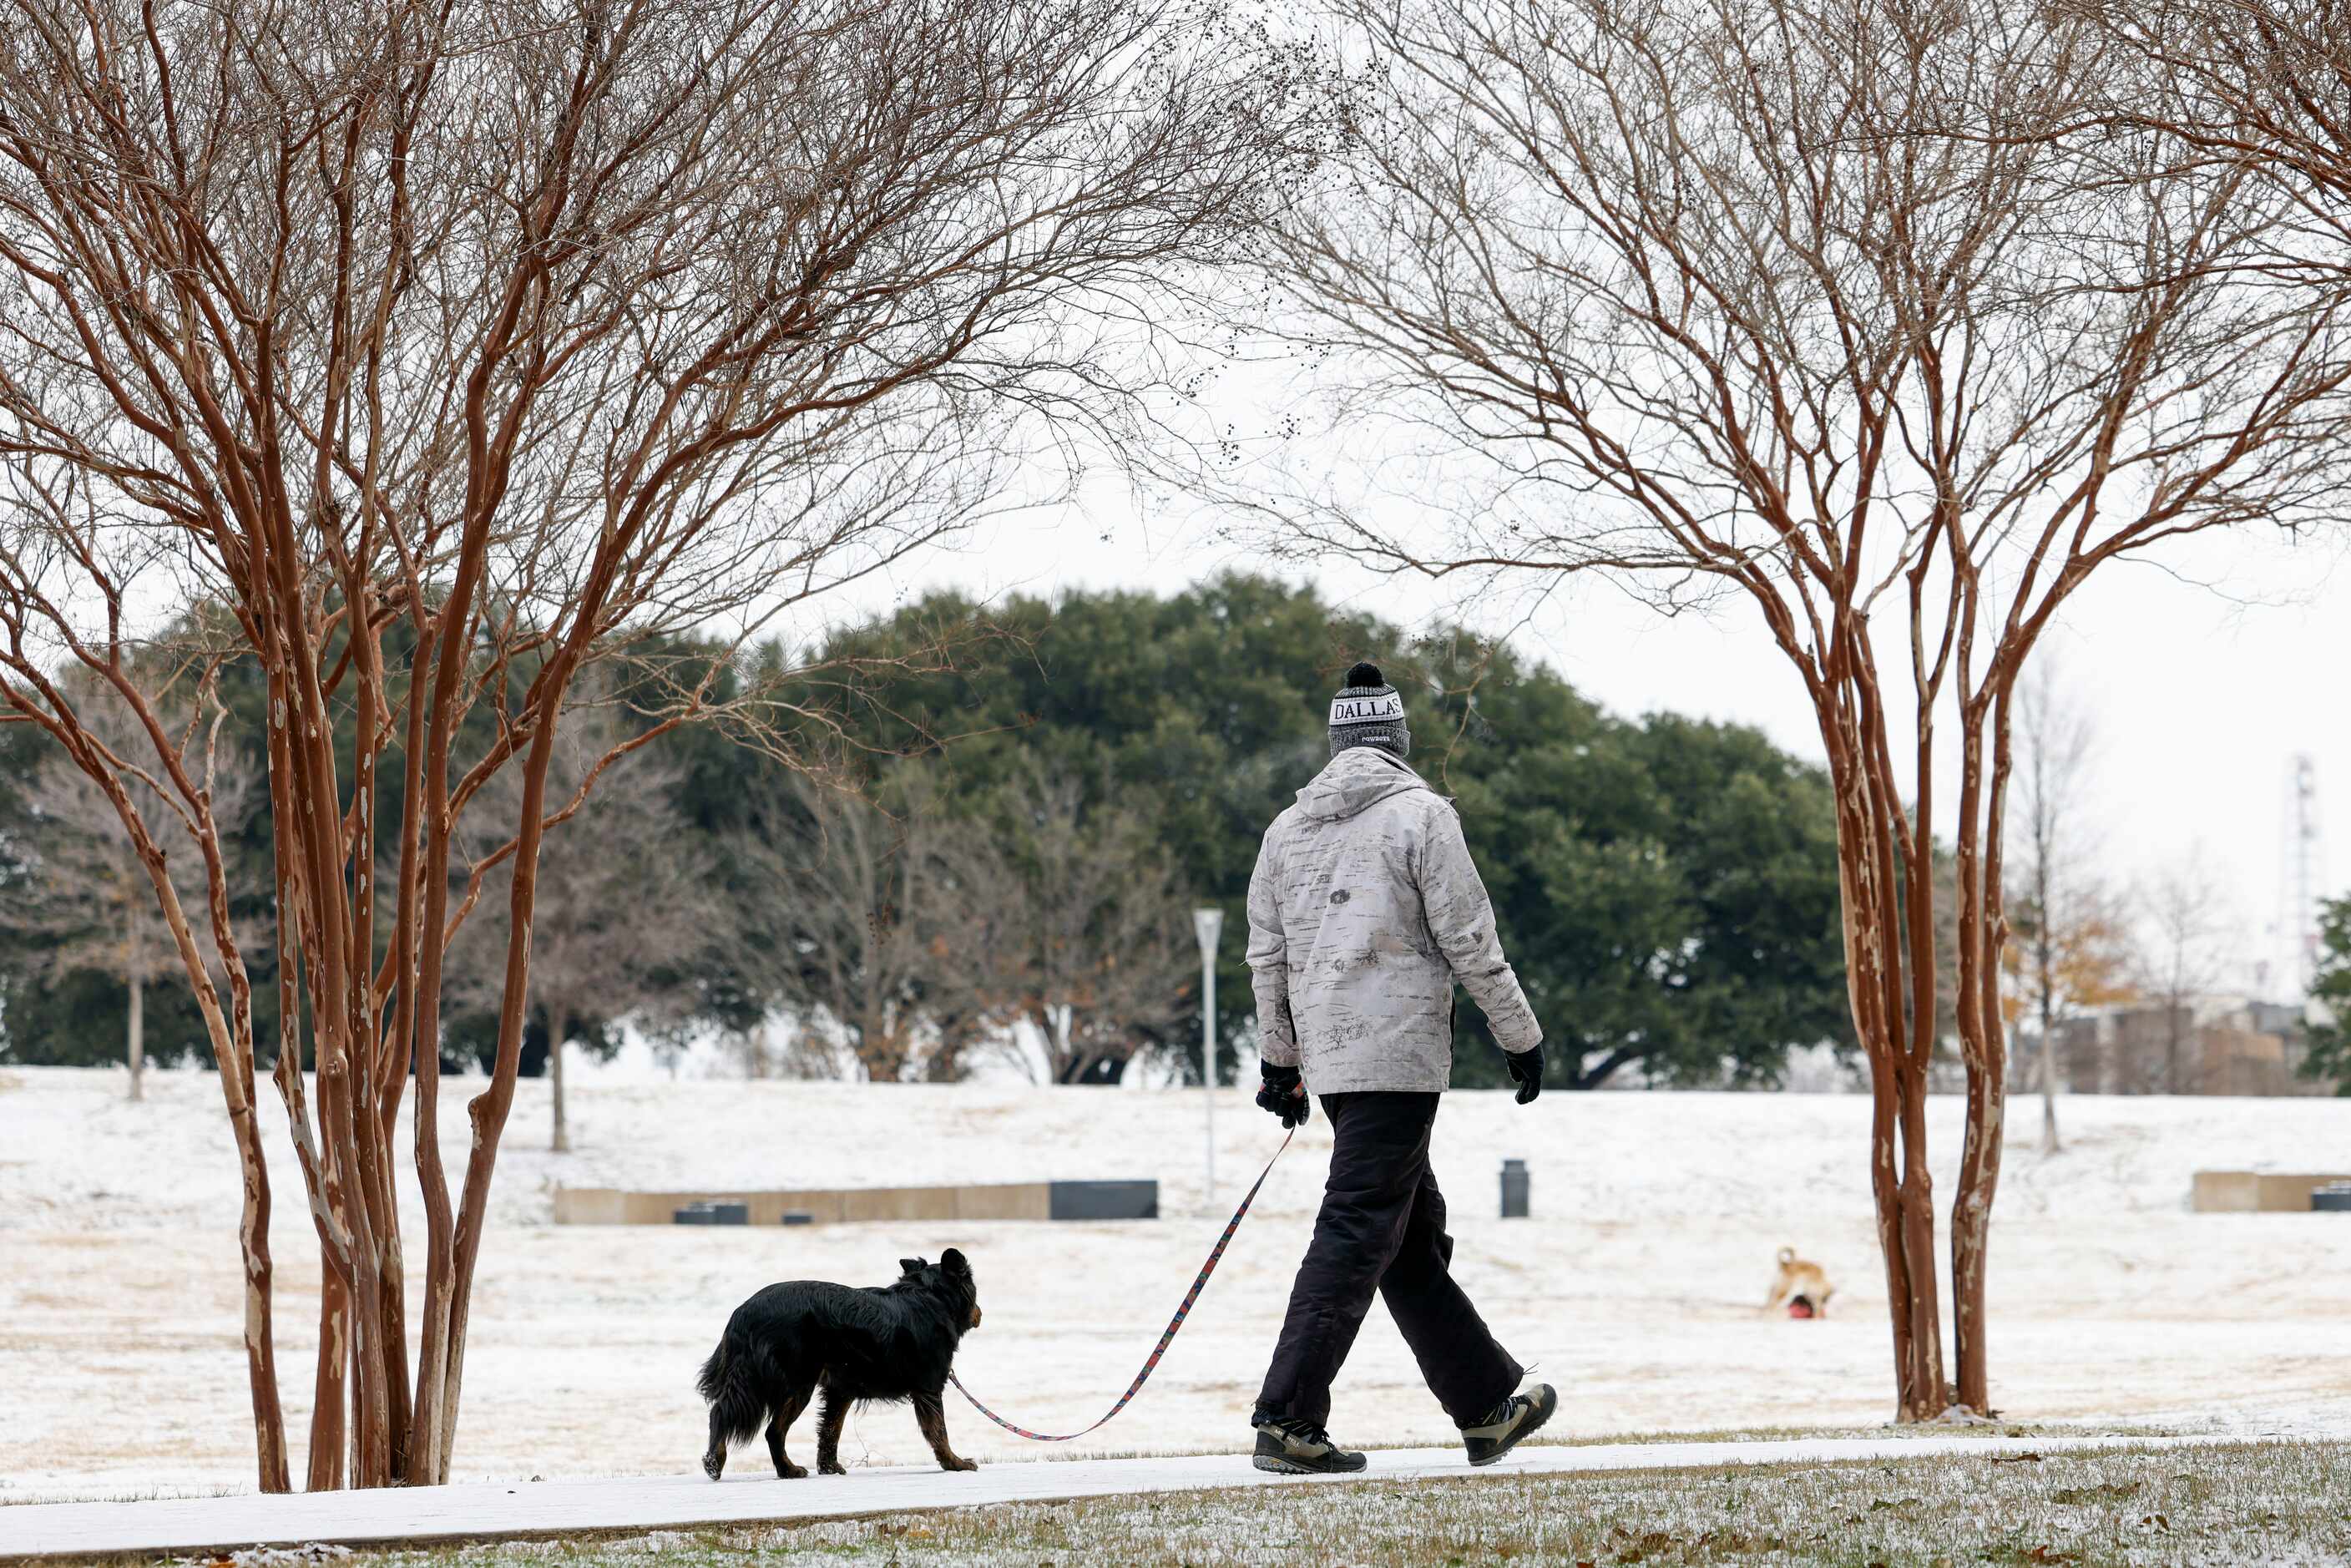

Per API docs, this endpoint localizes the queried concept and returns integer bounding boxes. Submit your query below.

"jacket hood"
[1295,746,1429,822]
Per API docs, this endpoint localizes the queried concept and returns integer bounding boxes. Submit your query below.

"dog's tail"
[698,1332,766,1454]
[1777,1245,1796,1266]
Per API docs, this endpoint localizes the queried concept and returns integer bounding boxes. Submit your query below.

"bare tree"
[955,761,1196,1085]
[1238,0,2351,1419]
[752,760,1204,1085]
[2001,664,2134,1153]
[449,698,727,1152]
[2,680,265,1099]
[751,770,963,1082]
[2135,850,2236,1094]
[2096,0,2351,283]
[0,0,1317,1488]
[731,1022,779,1081]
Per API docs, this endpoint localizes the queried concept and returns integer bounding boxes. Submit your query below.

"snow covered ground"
[2,1435,2217,1558]
[3,1065,2348,1504]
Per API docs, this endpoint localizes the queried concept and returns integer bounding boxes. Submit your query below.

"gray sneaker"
[1460,1383,1557,1466]
[1251,1418,1368,1474]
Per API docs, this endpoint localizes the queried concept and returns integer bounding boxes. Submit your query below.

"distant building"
[2045,997,2330,1097]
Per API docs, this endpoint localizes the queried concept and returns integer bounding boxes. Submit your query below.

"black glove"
[1256,1063,1310,1129]
[1506,1044,1545,1105]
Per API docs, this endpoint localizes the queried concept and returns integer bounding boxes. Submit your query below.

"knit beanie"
[1328,661,1410,760]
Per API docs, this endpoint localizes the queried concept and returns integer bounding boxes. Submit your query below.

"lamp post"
[1193,907,1223,1205]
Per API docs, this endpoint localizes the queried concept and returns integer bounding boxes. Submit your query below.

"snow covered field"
[3,1065,2348,1503]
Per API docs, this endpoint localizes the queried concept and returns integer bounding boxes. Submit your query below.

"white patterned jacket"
[1246,746,1542,1095]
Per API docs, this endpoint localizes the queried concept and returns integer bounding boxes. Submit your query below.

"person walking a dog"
[1244,661,1557,1475]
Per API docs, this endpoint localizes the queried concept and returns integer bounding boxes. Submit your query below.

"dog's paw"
[702,1453,724,1482]
[818,1461,848,1476]
[776,1463,806,1479]
[944,1457,979,1473]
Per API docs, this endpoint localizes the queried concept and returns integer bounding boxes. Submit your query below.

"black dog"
[698,1249,983,1479]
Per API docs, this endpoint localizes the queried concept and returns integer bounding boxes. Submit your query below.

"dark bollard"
[1500,1158,1529,1219]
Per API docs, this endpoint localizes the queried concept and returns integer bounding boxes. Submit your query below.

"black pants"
[1254,1091,1520,1429]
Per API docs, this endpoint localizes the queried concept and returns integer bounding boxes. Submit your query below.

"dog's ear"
[899,1257,926,1277]
[942,1247,969,1277]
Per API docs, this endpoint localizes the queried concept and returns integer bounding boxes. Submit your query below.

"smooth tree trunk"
[427,685,575,1481]
[550,1007,570,1155]
[1954,690,2016,1420]
[123,781,293,1491]
[1820,660,2013,1423]
[126,918,144,1104]
[311,1272,351,1490]
[1824,692,1953,1423]
[2038,988,2062,1156]
[1953,1036,2006,1414]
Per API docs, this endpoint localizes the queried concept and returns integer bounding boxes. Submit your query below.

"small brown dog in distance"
[1763,1246,1834,1318]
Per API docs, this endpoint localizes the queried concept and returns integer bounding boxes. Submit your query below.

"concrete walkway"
[1,1435,2198,1561]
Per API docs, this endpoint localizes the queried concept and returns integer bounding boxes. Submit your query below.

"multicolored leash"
[948,1126,1296,1441]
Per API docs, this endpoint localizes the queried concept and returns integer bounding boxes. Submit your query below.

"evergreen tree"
[2298,897,2351,1096]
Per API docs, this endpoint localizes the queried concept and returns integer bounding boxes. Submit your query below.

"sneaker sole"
[1253,1453,1368,1475]
[1467,1393,1557,1468]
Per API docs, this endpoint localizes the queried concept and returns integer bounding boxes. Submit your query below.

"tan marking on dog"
[1763,1246,1835,1317]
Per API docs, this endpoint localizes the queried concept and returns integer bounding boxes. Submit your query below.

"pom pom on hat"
[1328,661,1408,761]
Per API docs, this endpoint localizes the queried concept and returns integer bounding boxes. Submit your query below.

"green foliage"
[0,609,650,1075]
[1,576,1853,1090]
[2298,896,2351,1095]
[768,576,1392,1081]
[0,965,216,1069]
[1442,703,1852,1090]
[0,635,283,1071]
[782,574,1852,1089]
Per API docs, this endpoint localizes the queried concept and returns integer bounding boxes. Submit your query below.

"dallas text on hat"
[1330,691,1405,725]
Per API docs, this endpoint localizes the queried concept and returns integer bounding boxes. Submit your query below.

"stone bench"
[556,1178,1156,1225]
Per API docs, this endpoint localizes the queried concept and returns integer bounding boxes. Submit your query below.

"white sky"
[817,464,2351,1005]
